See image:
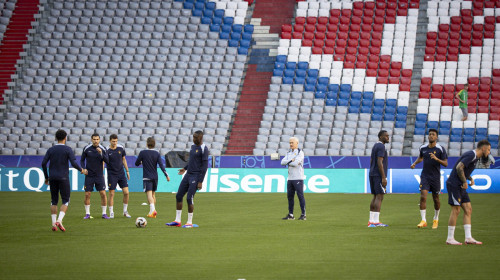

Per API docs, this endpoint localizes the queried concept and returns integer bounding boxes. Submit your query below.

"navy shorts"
[108,173,128,190]
[419,177,441,194]
[143,179,158,192]
[84,176,106,192]
[50,178,71,206]
[176,175,199,205]
[447,182,471,206]
[369,176,386,195]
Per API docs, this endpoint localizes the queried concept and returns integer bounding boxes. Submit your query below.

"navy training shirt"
[369,142,388,177]
[135,149,168,180]
[419,143,447,181]
[81,144,109,177]
[447,150,478,187]
[106,144,126,176]
[183,144,209,183]
[42,144,82,180]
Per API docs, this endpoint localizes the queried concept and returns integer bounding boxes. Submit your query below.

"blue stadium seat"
[212,16,223,24]
[214,9,225,18]
[232,24,243,33]
[203,9,214,17]
[339,91,350,100]
[274,61,285,70]
[414,127,425,135]
[427,121,438,129]
[184,2,194,9]
[304,84,316,91]
[464,128,475,136]
[296,69,306,77]
[244,24,254,33]
[228,39,239,47]
[209,24,220,32]
[326,99,337,106]
[350,99,361,107]
[193,9,203,17]
[361,99,373,106]
[194,2,205,9]
[384,113,395,121]
[351,91,362,100]
[397,106,408,115]
[273,69,283,77]
[237,47,248,55]
[374,99,384,107]
[328,84,339,93]
[230,32,241,40]
[386,99,397,107]
[416,114,427,122]
[326,91,337,99]
[315,91,326,99]
[396,114,406,121]
[349,106,360,113]
[439,121,451,129]
[297,61,308,69]
[219,31,230,39]
[451,128,463,136]
[201,17,212,24]
[316,83,327,91]
[242,32,252,41]
[475,134,487,142]
[307,69,319,77]
[373,106,384,114]
[415,120,426,128]
[340,84,351,92]
[487,134,499,143]
[318,77,329,85]
[294,76,305,84]
[363,91,374,100]
[337,99,349,106]
[223,17,234,25]
[275,55,287,63]
[439,128,450,135]
[205,1,216,10]
[372,113,383,121]
[395,120,406,128]
[285,62,296,69]
[361,106,372,113]
[306,76,317,85]
[240,39,251,48]
[462,135,474,142]
[284,69,295,78]
[282,77,293,84]
[385,106,396,114]
[476,128,487,135]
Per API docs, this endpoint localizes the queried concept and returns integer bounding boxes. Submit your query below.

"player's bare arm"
[429,153,448,167]
[178,168,186,175]
[377,157,387,186]
[411,156,423,169]
[122,157,130,180]
[456,162,468,189]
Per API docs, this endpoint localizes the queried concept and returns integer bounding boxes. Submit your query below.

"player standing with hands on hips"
[42,129,84,232]
[166,131,209,228]
[445,139,491,245]
[368,130,390,227]
[281,137,306,220]
[411,129,448,229]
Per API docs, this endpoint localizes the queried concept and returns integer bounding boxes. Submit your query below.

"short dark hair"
[109,134,118,140]
[147,137,155,148]
[428,129,438,135]
[477,139,491,149]
[194,130,204,137]
[378,130,387,138]
[55,129,67,141]
[91,133,100,139]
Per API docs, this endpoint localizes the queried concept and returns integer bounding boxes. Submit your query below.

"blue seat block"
[296,69,306,77]
[328,84,339,92]
[340,84,351,92]
[326,91,338,99]
[284,69,295,78]
[440,121,451,129]
[362,99,373,106]
[285,62,296,69]
[307,69,319,77]
[415,121,426,128]
[275,55,287,63]
[374,99,385,107]
[294,76,305,84]
[318,77,329,85]
[351,91,362,99]
[427,121,438,129]
[315,91,326,99]
[316,83,327,91]
[439,128,450,135]
[304,84,316,91]
[273,69,283,77]
[414,127,425,135]
[361,106,372,114]
[384,113,395,121]
[282,77,294,84]
[395,120,406,128]
[349,106,360,113]
[326,99,337,106]
[372,113,383,121]
[416,114,427,122]
[244,24,254,33]
[337,99,349,106]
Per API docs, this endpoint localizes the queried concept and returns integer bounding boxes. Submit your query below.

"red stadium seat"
[345,54,356,63]
[318,17,328,25]
[336,39,347,47]
[436,47,447,55]
[281,32,292,39]
[449,39,459,47]
[439,24,449,32]
[390,69,401,77]
[374,16,384,25]
[419,91,430,99]
[367,62,378,70]
[347,40,358,48]
[330,9,341,17]
[437,39,448,48]
[449,32,460,40]
[451,16,461,24]
[391,61,402,69]
[426,40,437,48]
[401,69,412,77]
[326,32,336,40]
[443,92,454,100]
[468,91,478,99]
[312,47,322,54]
[325,39,335,48]
[371,39,381,48]
[478,106,488,113]
[427,32,437,40]
[304,32,314,40]
[368,54,380,63]
[444,84,455,92]
[389,77,399,84]
[438,32,449,40]
[493,69,500,77]
[365,1,375,9]
[339,24,349,32]
[397,9,408,16]
[435,54,446,61]
[349,32,360,40]
[375,9,385,17]
[306,17,317,25]
[377,76,388,84]
[326,24,337,32]
[341,9,351,17]
[461,10,472,17]
[468,106,477,114]
[484,30,495,39]
[358,47,369,55]
[468,77,480,85]
[340,15,350,24]
[480,77,491,85]
[491,113,500,120]
[356,61,367,69]
[282,24,292,32]
[357,54,368,63]
[432,84,444,92]
[302,39,313,46]
[335,47,345,54]
[491,99,500,107]
[324,47,334,54]
[431,91,442,99]
[292,32,302,39]
[334,54,344,61]
[400,83,411,91]
[485,16,496,25]
[293,24,304,33]
[378,69,389,77]
[316,24,326,33]
[478,91,490,99]
[462,24,472,32]
[363,17,373,25]
[346,46,356,54]
[343,61,355,68]
[372,32,382,40]
[295,17,306,25]
[359,39,370,47]
[379,55,390,63]
[313,39,324,48]
[373,24,383,32]
[478,99,489,107]
[448,47,459,55]
[366,69,378,77]
[379,62,390,69]
[450,24,460,32]
[329,17,339,25]
[305,24,315,32]
[468,99,478,107]
[361,23,372,32]
[442,99,453,106]
[459,47,471,54]
[353,1,364,9]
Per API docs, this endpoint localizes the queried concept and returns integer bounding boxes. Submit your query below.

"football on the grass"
[135,217,147,228]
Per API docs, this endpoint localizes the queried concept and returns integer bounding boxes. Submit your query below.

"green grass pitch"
[1,192,499,279]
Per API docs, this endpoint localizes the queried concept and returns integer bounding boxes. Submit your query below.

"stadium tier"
[0,0,498,157]
[417,0,499,156]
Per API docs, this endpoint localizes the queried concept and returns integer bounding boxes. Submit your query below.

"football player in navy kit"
[106,134,131,218]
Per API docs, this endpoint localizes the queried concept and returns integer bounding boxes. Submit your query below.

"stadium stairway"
[0,0,40,105]
[225,0,296,155]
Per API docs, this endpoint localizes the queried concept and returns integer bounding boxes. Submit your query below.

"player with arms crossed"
[281,136,306,220]
[166,131,209,228]
[81,133,110,219]
[106,134,131,218]
[411,129,448,229]
[42,129,84,232]
[135,137,170,218]
[445,139,491,245]
[368,130,390,227]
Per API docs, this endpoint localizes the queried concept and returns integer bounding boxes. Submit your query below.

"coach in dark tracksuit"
[42,129,83,232]
[281,136,306,220]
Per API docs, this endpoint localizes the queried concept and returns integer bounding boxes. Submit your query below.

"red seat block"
[323,47,334,54]
[468,77,480,85]
[281,32,292,39]
[366,69,377,77]
[401,69,412,77]
[390,69,401,77]
[419,91,430,99]
[312,47,323,54]
[480,77,492,85]
[314,32,325,40]
[377,76,389,84]
[282,24,292,32]
[378,69,389,77]
[421,77,432,85]
[295,17,306,25]
[400,83,411,91]
[432,84,444,92]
